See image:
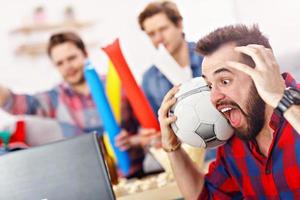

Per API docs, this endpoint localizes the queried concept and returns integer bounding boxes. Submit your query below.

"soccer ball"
[169,77,234,149]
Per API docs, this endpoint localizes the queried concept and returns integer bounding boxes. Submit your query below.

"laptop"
[0,133,115,200]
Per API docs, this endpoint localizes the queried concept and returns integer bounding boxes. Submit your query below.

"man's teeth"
[221,107,232,113]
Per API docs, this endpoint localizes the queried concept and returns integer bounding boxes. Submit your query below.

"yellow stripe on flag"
[106,60,121,123]
[104,60,122,162]
[103,133,116,162]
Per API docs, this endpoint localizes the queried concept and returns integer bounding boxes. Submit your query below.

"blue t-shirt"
[142,42,203,115]
[142,42,216,161]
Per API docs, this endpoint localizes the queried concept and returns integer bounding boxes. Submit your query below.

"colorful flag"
[103,60,122,162]
[103,39,160,131]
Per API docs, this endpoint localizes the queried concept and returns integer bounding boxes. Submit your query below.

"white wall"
[0,0,298,95]
[234,0,300,80]
[0,0,236,93]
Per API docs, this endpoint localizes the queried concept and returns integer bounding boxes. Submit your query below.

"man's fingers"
[139,128,156,136]
[163,115,177,125]
[247,44,266,50]
[162,97,177,113]
[115,137,130,150]
[119,144,130,151]
[234,46,266,69]
[264,48,281,71]
[158,97,176,118]
[246,44,276,69]
[115,139,127,147]
[226,61,256,77]
[115,130,128,141]
[158,85,180,119]
[162,85,180,104]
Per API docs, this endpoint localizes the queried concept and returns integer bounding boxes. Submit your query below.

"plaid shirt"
[200,73,300,200]
[3,82,144,177]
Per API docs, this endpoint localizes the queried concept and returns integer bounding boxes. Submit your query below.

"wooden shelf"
[15,41,99,56]
[11,19,96,57]
[10,20,94,34]
[15,42,47,56]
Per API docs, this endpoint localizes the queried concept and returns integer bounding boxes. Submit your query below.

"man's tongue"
[229,109,242,128]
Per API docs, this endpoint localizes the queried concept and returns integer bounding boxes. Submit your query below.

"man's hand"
[138,128,161,148]
[115,130,133,151]
[158,85,180,150]
[157,86,205,199]
[227,44,286,108]
[115,128,161,151]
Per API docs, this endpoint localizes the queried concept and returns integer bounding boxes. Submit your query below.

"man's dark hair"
[138,1,183,31]
[47,32,87,58]
[196,24,271,67]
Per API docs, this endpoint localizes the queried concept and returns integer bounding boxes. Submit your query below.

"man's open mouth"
[218,105,242,128]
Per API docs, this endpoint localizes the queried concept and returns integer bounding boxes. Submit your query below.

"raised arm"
[0,85,11,107]
[0,86,55,117]
[158,86,205,200]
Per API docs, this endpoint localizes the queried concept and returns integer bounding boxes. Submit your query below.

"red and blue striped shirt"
[2,82,144,177]
[200,73,300,199]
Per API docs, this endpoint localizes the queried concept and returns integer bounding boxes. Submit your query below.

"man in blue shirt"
[135,1,218,172]
[138,1,203,114]
[116,1,213,173]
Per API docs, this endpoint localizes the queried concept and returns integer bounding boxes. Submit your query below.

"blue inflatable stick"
[84,61,130,175]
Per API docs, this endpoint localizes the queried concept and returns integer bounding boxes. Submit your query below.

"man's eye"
[68,55,76,61]
[160,26,168,32]
[222,79,230,85]
[56,62,63,67]
[148,32,155,37]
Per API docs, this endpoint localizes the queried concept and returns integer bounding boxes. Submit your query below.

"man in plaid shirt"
[159,24,300,199]
[0,32,144,178]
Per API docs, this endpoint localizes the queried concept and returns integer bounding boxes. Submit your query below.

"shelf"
[15,42,47,56]
[15,41,99,57]
[10,20,94,34]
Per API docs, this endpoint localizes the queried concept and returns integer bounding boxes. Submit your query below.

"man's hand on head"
[226,44,286,108]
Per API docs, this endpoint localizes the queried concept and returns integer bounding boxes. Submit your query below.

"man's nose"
[61,62,72,73]
[153,32,164,46]
[210,86,225,105]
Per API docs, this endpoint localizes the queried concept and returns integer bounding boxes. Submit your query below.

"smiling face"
[50,42,87,86]
[202,43,266,141]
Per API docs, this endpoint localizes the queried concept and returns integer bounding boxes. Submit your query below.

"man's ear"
[84,51,88,57]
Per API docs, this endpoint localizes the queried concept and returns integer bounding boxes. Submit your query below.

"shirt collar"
[60,82,73,95]
[155,42,198,78]
[60,82,90,98]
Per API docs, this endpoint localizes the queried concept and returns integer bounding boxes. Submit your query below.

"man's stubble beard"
[234,83,266,141]
[68,73,86,88]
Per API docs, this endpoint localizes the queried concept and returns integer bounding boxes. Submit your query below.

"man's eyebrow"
[201,67,233,79]
[213,67,233,75]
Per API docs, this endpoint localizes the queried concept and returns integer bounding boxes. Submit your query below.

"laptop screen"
[0,133,115,200]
